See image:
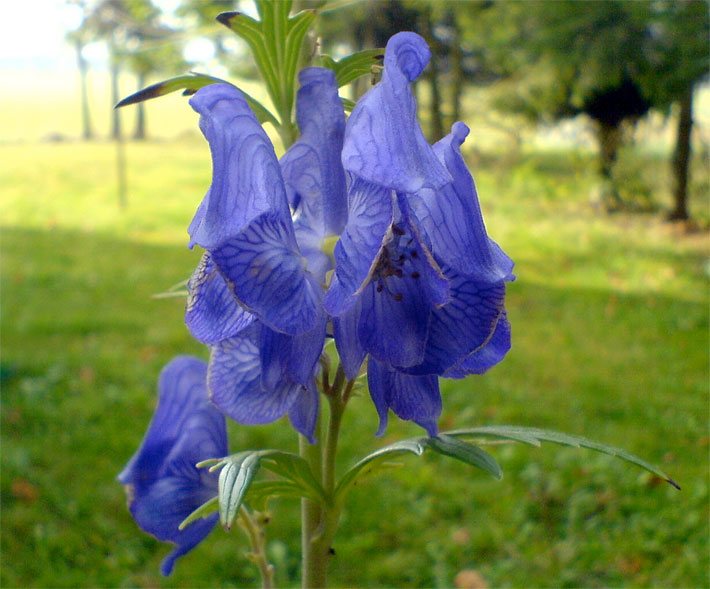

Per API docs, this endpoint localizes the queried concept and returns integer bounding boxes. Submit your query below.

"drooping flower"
[118,357,227,575]
[184,68,347,441]
[325,32,514,436]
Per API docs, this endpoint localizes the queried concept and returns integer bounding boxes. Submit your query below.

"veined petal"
[208,327,301,425]
[332,295,367,380]
[324,178,393,311]
[188,83,291,250]
[118,357,227,576]
[281,67,347,238]
[288,381,320,443]
[259,320,325,388]
[342,32,450,193]
[210,212,322,335]
[118,357,215,489]
[132,476,219,576]
[355,200,449,368]
[367,358,441,436]
[185,252,255,344]
[358,278,431,368]
[406,270,507,376]
[408,121,514,281]
[444,312,511,378]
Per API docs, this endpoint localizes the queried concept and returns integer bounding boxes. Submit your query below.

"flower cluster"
[120,31,513,574]
[186,31,513,440]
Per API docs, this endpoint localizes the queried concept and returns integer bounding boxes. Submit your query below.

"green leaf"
[320,49,384,87]
[217,11,282,116]
[210,449,327,529]
[446,425,680,489]
[425,435,503,480]
[341,97,356,112]
[178,496,218,531]
[247,480,307,511]
[217,453,261,530]
[115,73,226,108]
[114,72,279,127]
[335,439,425,499]
[258,450,326,502]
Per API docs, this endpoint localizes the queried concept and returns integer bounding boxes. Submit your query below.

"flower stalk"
[237,506,275,589]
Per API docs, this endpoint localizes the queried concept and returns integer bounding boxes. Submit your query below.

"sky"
[0,0,214,73]
[0,1,77,72]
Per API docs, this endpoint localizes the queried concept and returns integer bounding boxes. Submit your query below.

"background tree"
[83,0,183,140]
[638,1,709,220]
[66,0,95,140]
[463,0,708,216]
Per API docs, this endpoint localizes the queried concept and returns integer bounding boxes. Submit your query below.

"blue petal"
[408,122,514,281]
[324,178,393,314]
[118,357,215,489]
[118,357,227,576]
[185,252,255,344]
[332,295,367,380]
[188,83,291,250]
[288,381,320,443]
[342,32,450,193]
[281,67,347,239]
[210,212,322,335]
[259,320,325,388]
[406,269,507,375]
[444,312,511,378]
[208,326,302,424]
[355,201,449,368]
[367,358,441,436]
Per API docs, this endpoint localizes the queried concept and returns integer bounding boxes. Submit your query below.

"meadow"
[1,132,708,588]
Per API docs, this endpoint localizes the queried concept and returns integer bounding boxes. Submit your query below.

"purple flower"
[184,69,347,441]
[118,357,227,575]
[325,32,514,436]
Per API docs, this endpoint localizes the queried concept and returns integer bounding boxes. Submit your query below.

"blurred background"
[1,1,708,587]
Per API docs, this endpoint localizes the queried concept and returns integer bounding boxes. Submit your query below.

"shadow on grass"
[1,226,707,588]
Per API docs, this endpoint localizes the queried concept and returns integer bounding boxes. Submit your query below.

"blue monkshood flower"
[118,357,227,575]
[184,69,347,441]
[325,32,514,436]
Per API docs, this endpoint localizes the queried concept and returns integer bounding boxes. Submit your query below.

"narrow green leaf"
[283,9,317,112]
[196,457,225,469]
[426,435,503,480]
[446,425,680,489]
[115,73,227,108]
[218,453,261,530]
[247,480,308,511]
[258,450,326,502]
[178,496,218,530]
[335,439,425,499]
[341,97,356,112]
[240,90,280,127]
[320,49,384,87]
[217,11,282,116]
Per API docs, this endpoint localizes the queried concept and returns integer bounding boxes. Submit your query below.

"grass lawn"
[1,139,707,588]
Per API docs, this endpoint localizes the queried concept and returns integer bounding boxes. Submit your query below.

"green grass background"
[1,125,708,588]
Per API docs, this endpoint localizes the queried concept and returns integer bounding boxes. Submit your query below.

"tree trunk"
[595,121,622,211]
[109,38,122,141]
[668,86,693,221]
[420,8,444,142]
[74,38,93,141]
[133,71,147,140]
[449,8,463,127]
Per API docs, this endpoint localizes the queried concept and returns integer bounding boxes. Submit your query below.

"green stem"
[300,366,351,588]
[237,506,275,589]
[300,415,324,588]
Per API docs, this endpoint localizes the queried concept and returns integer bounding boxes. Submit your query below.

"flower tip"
[451,122,470,145]
[385,32,430,82]
[298,66,336,87]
